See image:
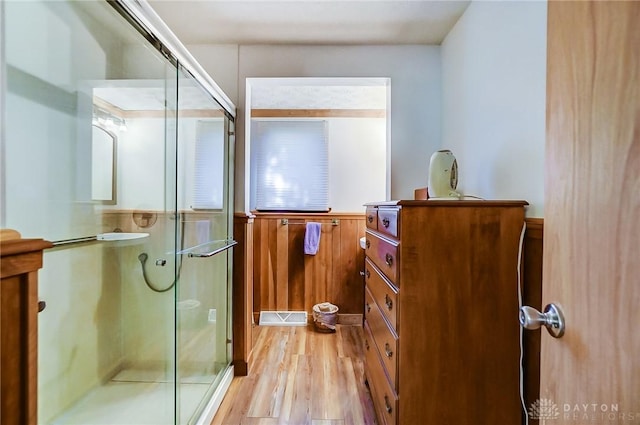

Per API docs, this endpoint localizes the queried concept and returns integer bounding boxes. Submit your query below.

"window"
[192,120,225,209]
[253,120,329,211]
[246,77,389,212]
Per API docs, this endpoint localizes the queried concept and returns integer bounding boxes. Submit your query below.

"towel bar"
[186,239,237,258]
[280,219,340,226]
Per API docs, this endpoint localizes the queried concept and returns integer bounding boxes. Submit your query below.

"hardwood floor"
[211,325,378,425]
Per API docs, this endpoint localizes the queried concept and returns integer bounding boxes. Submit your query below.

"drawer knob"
[384,395,393,414]
[367,215,374,223]
[366,240,370,249]
[366,269,370,279]
[384,342,393,358]
[385,253,393,266]
[38,300,46,313]
[365,339,370,350]
[382,217,390,228]
[366,303,371,313]
[385,294,393,310]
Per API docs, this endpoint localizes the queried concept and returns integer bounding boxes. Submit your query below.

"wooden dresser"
[1,230,52,425]
[362,200,527,425]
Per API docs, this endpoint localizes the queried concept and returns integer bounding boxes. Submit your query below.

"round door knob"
[519,303,565,338]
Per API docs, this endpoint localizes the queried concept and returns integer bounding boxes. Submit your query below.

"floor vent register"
[258,311,308,326]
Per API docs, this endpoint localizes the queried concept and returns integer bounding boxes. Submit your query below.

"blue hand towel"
[304,222,322,255]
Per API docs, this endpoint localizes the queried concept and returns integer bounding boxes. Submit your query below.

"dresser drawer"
[365,287,398,391]
[365,258,398,332]
[377,207,399,239]
[364,322,398,425]
[365,207,378,231]
[365,231,399,284]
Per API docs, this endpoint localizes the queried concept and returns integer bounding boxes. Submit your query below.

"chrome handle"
[155,259,167,266]
[384,395,392,414]
[382,217,390,228]
[38,300,46,313]
[367,215,374,223]
[385,253,393,266]
[384,342,393,358]
[359,270,365,276]
[519,303,565,338]
[385,294,393,310]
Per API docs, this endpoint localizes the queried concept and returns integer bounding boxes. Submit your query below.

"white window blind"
[254,120,329,211]
[192,120,225,209]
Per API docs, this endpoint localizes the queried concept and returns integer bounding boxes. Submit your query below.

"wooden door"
[539,1,640,423]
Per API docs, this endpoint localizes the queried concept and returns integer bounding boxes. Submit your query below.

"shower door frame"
[107,2,237,424]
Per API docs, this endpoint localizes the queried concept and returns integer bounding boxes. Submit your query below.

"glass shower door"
[174,66,234,424]
[3,1,181,423]
[3,0,236,423]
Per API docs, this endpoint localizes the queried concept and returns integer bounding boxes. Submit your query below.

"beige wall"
[189,6,547,217]
[441,1,547,217]
[188,44,442,213]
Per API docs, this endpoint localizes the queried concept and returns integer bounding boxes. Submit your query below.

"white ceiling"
[147,0,471,45]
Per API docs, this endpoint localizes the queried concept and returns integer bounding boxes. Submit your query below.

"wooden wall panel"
[275,220,288,310]
[286,222,305,311]
[252,218,272,312]
[233,214,254,376]
[332,219,366,315]
[304,220,333,313]
[252,213,366,318]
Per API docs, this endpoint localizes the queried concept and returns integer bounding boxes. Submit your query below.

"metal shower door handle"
[519,303,565,338]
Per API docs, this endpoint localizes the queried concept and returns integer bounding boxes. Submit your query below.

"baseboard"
[253,312,363,326]
[338,314,363,325]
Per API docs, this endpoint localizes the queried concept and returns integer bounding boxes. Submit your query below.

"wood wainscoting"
[252,213,366,322]
[232,213,255,376]
[523,217,543,422]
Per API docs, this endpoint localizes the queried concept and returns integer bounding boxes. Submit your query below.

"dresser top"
[364,199,529,208]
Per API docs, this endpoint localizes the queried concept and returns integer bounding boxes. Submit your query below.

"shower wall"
[4,1,120,241]
[2,1,235,424]
[4,2,135,420]
[100,115,230,370]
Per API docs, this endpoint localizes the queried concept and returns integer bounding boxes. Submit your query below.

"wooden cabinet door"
[540,1,640,422]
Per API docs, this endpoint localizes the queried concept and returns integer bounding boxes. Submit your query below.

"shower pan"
[1,1,236,424]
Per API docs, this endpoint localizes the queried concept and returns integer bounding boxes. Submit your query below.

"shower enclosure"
[1,1,235,424]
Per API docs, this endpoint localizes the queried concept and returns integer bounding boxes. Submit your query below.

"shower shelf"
[178,239,237,258]
[97,232,149,241]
